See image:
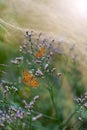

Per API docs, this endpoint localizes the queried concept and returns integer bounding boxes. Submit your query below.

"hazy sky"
[0,0,87,64]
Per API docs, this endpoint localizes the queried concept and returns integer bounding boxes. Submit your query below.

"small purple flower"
[0,120,4,127]
[84,102,87,108]
[54,48,64,54]
[6,115,13,123]
[9,106,17,112]
[15,108,24,119]
[24,39,28,45]
[41,39,46,45]
[35,69,43,76]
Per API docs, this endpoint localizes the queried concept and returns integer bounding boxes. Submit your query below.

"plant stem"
[48,85,58,119]
[29,113,32,130]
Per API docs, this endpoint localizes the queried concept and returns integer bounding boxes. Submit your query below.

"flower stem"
[48,85,58,119]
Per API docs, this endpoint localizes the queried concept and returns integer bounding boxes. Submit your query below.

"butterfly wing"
[23,70,39,87]
[23,70,33,83]
[30,77,39,87]
[35,51,41,58]
[35,47,46,58]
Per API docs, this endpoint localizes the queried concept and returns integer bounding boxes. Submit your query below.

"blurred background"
[0,0,87,63]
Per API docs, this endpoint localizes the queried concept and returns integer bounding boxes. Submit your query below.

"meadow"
[0,0,87,130]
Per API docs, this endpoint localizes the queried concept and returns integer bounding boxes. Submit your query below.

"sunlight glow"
[75,0,87,16]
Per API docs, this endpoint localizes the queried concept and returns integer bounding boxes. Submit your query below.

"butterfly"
[35,47,46,58]
[23,70,39,87]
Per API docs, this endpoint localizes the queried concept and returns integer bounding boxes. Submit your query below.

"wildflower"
[22,100,27,106]
[10,59,18,64]
[25,102,33,110]
[85,95,87,99]
[24,96,39,110]
[24,31,32,41]
[16,56,23,61]
[84,102,87,108]
[1,113,5,122]
[57,73,62,77]
[84,92,87,98]
[15,108,24,119]
[34,95,39,101]
[23,44,27,49]
[35,60,41,64]
[0,120,4,127]
[78,117,83,121]
[9,106,17,112]
[51,68,56,73]
[6,115,13,123]
[74,97,82,103]
[5,85,9,92]
[41,39,46,45]
[51,39,54,44]
[19,46,23,52]
[44,64,49,70]
[24,39,28,46]
[3,90,8,96]
[29,101,34,107]
[32,114,42,121]
[0,80,10,88]
[11,57,23,64]
[50,51,54,56]
[54,48,64,54]
[35,69,43,77]
[47,40,54,50]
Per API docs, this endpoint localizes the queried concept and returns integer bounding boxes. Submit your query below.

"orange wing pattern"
[35,47,46,58]
[23,70,39,87]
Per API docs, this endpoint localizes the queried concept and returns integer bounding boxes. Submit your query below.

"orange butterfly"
[23,70,39,87]
[35,47,46,58]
